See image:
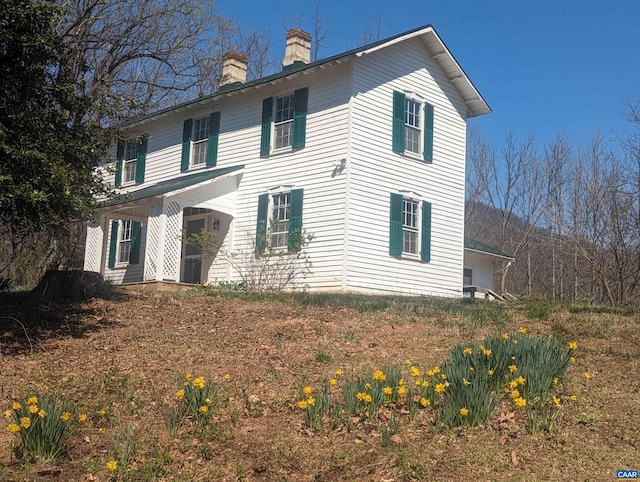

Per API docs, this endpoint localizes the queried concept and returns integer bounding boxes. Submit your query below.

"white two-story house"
[83,24,509,297]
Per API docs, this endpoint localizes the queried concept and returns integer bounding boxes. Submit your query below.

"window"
[402,198,419,255]
[405,98,421,154]
[389,193,431,261]
[107,220,142,268]
[192,117,210,166]
[123,142,138,184]
[270,192,290,248]
[180,112,221,172]
[260,87,308,156]
[392,90,434,162]
[118,220,133,264]
[255,189,304,253]
[463,268,473,285]
[115,138,147,187]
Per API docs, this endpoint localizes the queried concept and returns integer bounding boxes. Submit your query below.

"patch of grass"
[525,299,556,320]
[315,351,332,363]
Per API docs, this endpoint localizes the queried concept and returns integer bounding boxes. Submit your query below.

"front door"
[181,217,205,283]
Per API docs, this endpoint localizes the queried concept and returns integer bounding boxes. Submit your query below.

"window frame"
[191,116,210,168]
[273,93,295,151]
[116,220,133,266]
[392,90,434,163]
[269,191,291,249]
[389,192,431,262]
[404,97,422,155]
[402,197,420,256]
[122,141,138,185]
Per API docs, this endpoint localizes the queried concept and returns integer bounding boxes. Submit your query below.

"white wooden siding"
[346,37,468,297]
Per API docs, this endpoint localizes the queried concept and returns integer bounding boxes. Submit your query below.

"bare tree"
[359,14,384,45]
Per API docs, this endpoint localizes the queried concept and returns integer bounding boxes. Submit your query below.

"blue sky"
[218,0,639,151]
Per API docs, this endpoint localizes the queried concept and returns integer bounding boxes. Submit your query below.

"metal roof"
[101,165,244,207]
[119,24,490,130]
[464,237,514,260]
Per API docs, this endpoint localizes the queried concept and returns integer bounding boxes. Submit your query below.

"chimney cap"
[223,50,249,64]
[286,28,312,42]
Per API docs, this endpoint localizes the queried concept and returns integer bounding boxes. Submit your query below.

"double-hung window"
[115,137,147,187]
[392,90,434,162]
[260,87,308,156]
[180,112,221,172]
[191,117,210,167]
[118,220,133,264]
[274,94,295,150]
[255,189,304,253]
[389,193,432,261]
[123,142,138,184]
[107,219,142,268]
[270,192,290,248]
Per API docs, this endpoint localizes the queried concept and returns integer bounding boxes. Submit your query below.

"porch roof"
[101,165,244,207]
[464,237,514,261]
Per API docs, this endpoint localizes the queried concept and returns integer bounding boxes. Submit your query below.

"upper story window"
[392,90,434,162]
[405,98,421,155]
[389,192,432,262]
[123,141,138,184]
[180,112,221,172]
[115,137,147,187]
[260,87,308,156]
[274,94,295,150]
[191,116,210,167]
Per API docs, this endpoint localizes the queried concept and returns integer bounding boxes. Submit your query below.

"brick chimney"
[220,50,248,86]
[283,28,311,68]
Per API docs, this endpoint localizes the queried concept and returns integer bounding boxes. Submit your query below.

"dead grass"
[0,289,639,481]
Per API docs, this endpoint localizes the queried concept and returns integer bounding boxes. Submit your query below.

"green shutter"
[135,137,147,183]
[181,118,192,172]
[421,201,432,262]
[288,188,304,252]
[260,97,273,157]
[108,220,119,269]
[115,141,124,187]
[206,111,221,167]
[389,193,403,256]
[392,91,406,153]
[255,193,269,254]
[424,103,434,163]
[292,88,308,149]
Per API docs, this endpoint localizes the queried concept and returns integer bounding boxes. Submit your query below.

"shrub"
[173,373,219,428]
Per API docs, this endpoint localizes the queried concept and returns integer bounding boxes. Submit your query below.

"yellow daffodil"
[6,423,20,434]
[511,389,520,399]
[60,412,71,422]
[335,369,343,377]
[553,377,559,385]
[404,359,411,365]
[329,378,337,387]
[553,396,561,406]
[459,407,469,417]
[410,366,421,377]
[4,409,12,420]
[514,397,527,408]
[508,364,518,373]
[463,378,471,386]
[518,327,527,334]
[297,400,308,410]
[12,402,21,410]
[106,460,118,472]
[78,414,88,423]
[224,374,231,381]
[420,397,430,407]
[516,376,526,385]
[383,386,393,396]
[97,409,106,417]
[303,386,313,396]
[373,370,386,382]
[570,395,577,401]
[27,397,38,405]
[483,349,492,357]
[175,390,185,401]
[38,409,46,418]
[509,380,519,389]
[463,347,473,355]
[487,370,494,376]
[398,386,407,397]
[365,383,371,390]
[568,341,578,350]
[20,417,30,429]
[198,405,208,414]
[584,372,591,380]
[502,333,509,341]
[435,383,446,394]
[570,357,576,363]
[29,405,38,414]
[307,396,316,406]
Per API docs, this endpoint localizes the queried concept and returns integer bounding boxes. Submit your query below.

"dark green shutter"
[423,103,434,163]
[421,201,432,262]
[129,221,142,264]
[181,118,192,172]
[392,91,406,153]
[255,193,269,254]
[206,111,221,167]
[292,88,308,149]
[135,137,147,183]
[108,220,119,268]
[288,188,304,252]
[260,97,273,157]
[115,141,124,187]
[389,193,403,256]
